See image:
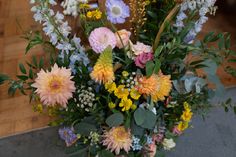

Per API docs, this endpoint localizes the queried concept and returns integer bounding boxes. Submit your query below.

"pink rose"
[115,29,131,49]
[131,42,153,56]
[135,52,154,68]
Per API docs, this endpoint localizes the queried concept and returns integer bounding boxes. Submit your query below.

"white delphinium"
[30,0,90,68]
[174,0,217,43]
[61,0,79,17]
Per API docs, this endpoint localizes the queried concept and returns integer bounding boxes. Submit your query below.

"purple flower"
[105,0,130,24]
[58,127,78,147]
[135,52,154,69]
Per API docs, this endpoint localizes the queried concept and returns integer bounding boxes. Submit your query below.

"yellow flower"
[130,88,141,100]
[105,82,117,93]
[122,71,129,77]
[131,104,137,110]
[34,103,43,113]
[114,85,129,99]
[86,11,93,18]
[108,102,116,109]
[177,121,189,132]
[181,110,193,122]
[184,102,190,111]
[119,98,133,111]
[90,47,115,84]
[80,3,90,9]
[94,10,102,20]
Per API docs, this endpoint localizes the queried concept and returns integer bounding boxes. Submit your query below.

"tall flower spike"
[90,46,115,84]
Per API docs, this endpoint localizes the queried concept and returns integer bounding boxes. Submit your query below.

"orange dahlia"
[90,46,115,84]
[32,64,75,108]
[102,126,132,155]
[137,73,172,102]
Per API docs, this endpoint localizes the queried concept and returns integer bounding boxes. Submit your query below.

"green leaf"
[146,61,155,77]
[140,110,157,129]
[29,69,33,79]
[74,122,97,136]
[233,106,236,115]
[0,74,9,85]
[153,59,161,74]
[218,35,225,50]
[69,147,88,157]
[98,150,114,157]
[39,57,44,69]
[105,112,124,127]
[154,46,163,57]
[203,32,214,43]
[16,75,28,81]
[32,56,38,68]
[134,108,146,126]
[225,33,231,49]
[19,63,27,74]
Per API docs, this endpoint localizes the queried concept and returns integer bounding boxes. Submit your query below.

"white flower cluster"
[30,0,89,71]
[76,87,95,112]
[174,0,217,43]
[121,72,138,91]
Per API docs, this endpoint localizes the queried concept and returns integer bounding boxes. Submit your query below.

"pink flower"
[115,29,131,48]
[135,52,154,68]
[32,64,75,108]
[172,126,182,136]
[88,27,117,53]
[147,144,157,157]
[102,126,132,155]
[131,42,153,56]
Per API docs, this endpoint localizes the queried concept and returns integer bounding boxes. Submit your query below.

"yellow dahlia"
[32,64,75,108]
[102,126,132,155]
[90,46,115,84]
[137,73,172,102]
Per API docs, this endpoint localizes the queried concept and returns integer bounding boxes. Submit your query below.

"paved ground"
[0,88,236,157]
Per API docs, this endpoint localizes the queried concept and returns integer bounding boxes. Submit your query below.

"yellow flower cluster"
[105,78,141,112]
[86,9,102,20]
[177,102,193,132]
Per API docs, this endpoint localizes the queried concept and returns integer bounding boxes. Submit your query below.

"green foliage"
[0,74,9,85]
[105,112,124,127]
[134,108,157,129]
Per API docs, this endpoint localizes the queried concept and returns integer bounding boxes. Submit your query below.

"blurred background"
[0,0,236,138]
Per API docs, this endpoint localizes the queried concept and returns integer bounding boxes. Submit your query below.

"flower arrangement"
[1,0,236,156]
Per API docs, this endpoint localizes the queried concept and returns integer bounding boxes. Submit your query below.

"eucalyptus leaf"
[134,108,146,126]
[105,112,124,127]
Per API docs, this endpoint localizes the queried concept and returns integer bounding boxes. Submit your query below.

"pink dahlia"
[88,27,117,53]
[135,52,154,68]
[102,126,132,155]
[32,64,75,108]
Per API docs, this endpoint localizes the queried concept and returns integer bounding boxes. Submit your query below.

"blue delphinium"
[58,127,78,147]
[105,0,130,24]
[131,136,142,151]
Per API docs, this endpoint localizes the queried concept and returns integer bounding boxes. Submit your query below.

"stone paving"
[0,88,236,157]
